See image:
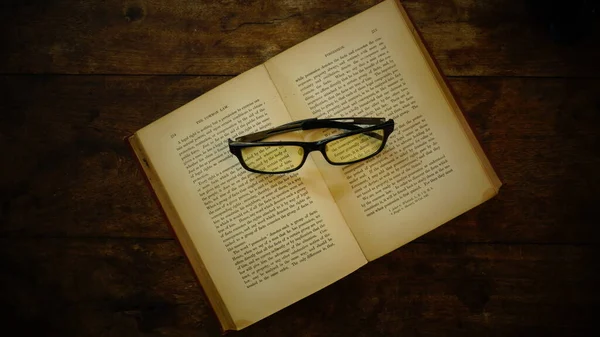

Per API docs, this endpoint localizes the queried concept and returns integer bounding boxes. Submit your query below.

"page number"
[371,28,378,34]
[170,133,177,139]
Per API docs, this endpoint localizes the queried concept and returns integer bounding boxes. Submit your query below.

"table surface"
[1,0,599,336]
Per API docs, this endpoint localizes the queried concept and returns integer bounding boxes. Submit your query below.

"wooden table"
[1,0,599,335]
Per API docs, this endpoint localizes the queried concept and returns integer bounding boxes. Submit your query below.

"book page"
[265,0,498,260]
[135,65,366,328]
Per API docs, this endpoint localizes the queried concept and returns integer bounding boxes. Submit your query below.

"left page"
[134,65,366,329]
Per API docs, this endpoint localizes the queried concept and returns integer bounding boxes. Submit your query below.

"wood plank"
[1,76,599,243]
[0,239,597,336]
[1,0,598,76]
[445,77,600,244]
[0,75,229,239]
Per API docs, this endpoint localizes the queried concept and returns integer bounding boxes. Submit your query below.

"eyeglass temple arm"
[302,118,385,141]
[302,117,386,130]
[233,117,387,142]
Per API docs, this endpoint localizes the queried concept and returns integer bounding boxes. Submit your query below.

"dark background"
[1,0,599,336]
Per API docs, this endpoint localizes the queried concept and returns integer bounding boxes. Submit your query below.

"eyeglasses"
[228,117,395,174]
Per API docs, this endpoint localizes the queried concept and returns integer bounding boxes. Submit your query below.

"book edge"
[127,134,237,332]
[394,0,502,193]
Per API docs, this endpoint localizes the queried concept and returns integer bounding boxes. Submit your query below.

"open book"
[129,0,501,331]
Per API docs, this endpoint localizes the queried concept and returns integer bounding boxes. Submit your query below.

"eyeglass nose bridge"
[301,140,329,159]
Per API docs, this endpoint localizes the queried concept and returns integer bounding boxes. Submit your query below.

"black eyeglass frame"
[228,117,395,174]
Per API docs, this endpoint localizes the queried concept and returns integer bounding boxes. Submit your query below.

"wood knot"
[124,6,144,22]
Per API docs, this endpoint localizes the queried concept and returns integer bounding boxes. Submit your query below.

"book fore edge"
[128,134,237,332]
[393,0,502,197]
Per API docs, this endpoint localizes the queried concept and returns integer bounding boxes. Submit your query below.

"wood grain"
[1,0,598,335]
[1,239,597,336]
[1,0,598,76]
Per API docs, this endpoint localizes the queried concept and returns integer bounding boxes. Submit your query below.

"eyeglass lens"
[241,145,305,173]
[325,129,384,164]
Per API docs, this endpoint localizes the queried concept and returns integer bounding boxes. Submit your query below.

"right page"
[265,0,500,260]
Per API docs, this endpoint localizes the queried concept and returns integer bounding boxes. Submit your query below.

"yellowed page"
[136,65,366,329]
[265,0,498,260]
[130,134,235,330]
